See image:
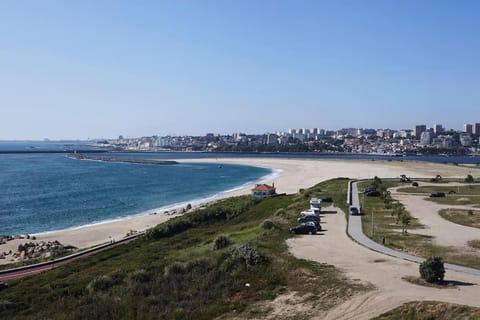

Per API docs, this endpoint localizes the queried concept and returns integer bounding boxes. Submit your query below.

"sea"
[0,143,275,235]
[1,141,479,236]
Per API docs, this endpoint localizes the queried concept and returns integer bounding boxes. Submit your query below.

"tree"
[465,174,474,183]
[419,257,445,283]
[399,212,411,234]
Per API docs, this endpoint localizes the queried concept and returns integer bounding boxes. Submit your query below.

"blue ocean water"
[0,154,273,235]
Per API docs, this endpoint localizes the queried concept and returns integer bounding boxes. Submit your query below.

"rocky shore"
[0,240,76,261]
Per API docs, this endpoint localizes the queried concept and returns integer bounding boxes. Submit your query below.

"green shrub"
[465,174,475,183]
[164,262,187,277]
[87,275,114,293]
[213,235,231,250]
[129,269,151,283]
[261,220,275,230]
[229,244,267,268]
[419,257,445,283]
[412,182,419,187]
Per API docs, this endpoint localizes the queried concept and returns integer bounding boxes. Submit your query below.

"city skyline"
[1,1,480,140]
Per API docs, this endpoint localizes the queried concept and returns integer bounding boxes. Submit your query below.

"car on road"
[430,192,446,198]
[289,222,318,235]
[365,190,381,197]
[349,206,359,216]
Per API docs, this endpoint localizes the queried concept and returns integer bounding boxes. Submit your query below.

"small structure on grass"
[251,183,276,198]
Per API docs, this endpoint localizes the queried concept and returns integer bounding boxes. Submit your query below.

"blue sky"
[1,0,479,139]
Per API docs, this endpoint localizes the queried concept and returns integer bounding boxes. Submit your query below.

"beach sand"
[1,158,476,264]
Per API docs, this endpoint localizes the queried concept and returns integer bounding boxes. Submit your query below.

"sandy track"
[288,207,480,320]
[391,185,480,248]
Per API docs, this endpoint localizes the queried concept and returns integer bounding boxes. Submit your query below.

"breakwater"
[68,153,178,165]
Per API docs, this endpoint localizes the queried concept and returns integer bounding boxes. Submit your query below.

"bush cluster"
[87,275,114,293]
[213,235,231,250]
[419,256,445,283]
[229,244,266,268]
[261,219,275,230]
[146,197,259,240]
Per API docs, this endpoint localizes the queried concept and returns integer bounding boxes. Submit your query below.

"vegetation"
[466,174,475,183]
[212,235,231,250]
[360,179,480,269]
[419,256,445,283]
[0,179,366,319]
[467,240,480,250]
[359,179,423,242]
[374,301,480,320]
[398,184,480,206]
[439,208,480,229]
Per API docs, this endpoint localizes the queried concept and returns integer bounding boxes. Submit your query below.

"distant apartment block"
[420,131,432,145]
[414,125,427,140]
[464,124,473,134]
[433,124,443,135]
[474,123,480,135]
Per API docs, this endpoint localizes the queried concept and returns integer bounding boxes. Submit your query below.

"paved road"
[347,180,480,276]
[0,233,142,282]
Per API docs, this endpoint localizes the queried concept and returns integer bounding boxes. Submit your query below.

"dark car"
[298,215,321,229]
[365,190,381,197]
[349,206,359,215]
[289,222,318,235]
[430,192,446,198]
[321,197,333,203]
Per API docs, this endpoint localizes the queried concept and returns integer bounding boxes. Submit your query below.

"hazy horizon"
[1,1,479,140]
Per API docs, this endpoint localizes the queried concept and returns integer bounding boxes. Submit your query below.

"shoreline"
[0,163,280,264]
[1,157,477,265]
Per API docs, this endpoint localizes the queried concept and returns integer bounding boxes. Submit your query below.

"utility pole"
[371,208,374,236]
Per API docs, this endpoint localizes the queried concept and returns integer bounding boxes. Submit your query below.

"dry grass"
[374,301,480,320]
[439,208,480,228]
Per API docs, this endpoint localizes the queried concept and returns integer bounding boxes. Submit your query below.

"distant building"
[414,125,427,140]
[464,124,473,134]
[251,183,276,198]
[266,133,278,145]
[433,124,443,136]
[474,123,480,135]
[420,131,432,145]
[460,134,473,147]
[289,129,297,135]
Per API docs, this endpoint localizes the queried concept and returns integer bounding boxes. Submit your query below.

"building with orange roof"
[251,183,276,198]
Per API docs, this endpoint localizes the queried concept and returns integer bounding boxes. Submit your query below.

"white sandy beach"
[1,158,477,264]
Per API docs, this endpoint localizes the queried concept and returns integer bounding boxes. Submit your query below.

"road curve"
[0,233,142,282]
[347,180,480,276]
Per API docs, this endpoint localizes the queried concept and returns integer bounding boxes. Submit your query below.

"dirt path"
[287,207,480,320]
[390,185,480,248]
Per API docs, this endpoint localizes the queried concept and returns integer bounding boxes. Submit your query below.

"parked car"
[349,206,359,216]
[430,192,446,198]
[298,215,320,227]
[365,190,381,197]
[321,197,333,203]
[298,216,321,229]
[299,209,317,217]
[289,222,318,235]
[363,187,377,194]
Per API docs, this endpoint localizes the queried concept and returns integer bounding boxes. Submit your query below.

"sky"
[1,0,479,140]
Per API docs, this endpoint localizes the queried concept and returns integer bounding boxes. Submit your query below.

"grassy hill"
[0,178,367,319]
